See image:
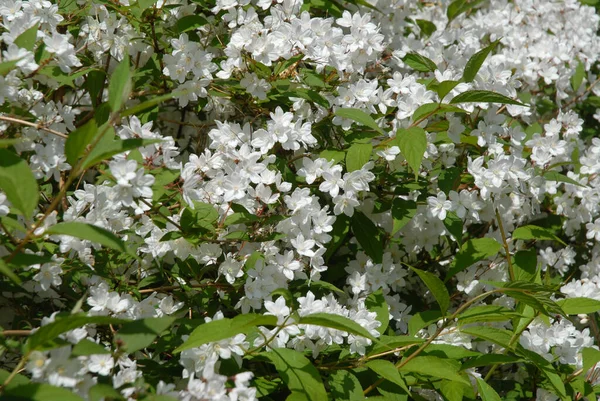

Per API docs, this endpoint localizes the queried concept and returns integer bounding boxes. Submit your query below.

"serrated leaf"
[65,119,98,166]
[174,314,277,353]
[334,108,383,134]
[346,143,373,172]
[115,317,176,353]
[14,24,39,51]
[0,149,39,220]
[457,305,518,325]
[366,359,410,393]
[46,222,126,253]
[512,225,566,245]
[476,377,502,401]
[450,90,525,106]
[108,55,131,112]
[396,127,427,179]
[445,238,502,280]
[556,297,600,315]
[352,211,383,264]
[399,356,469,385]
[262,348,327,401]
[403,53,437,72]
[462,40,501,83]
[407,265,450,315]
[299,312,378,342]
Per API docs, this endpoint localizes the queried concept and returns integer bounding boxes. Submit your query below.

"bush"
[2,0,600,400]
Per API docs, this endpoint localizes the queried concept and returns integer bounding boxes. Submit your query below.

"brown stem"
[0,115,68,139]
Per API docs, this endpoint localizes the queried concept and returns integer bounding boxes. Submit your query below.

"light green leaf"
[262,348,327,401]
[543,170,585,187]
[115,317,176,353]
[512,225,566,245]
[407,265,450,315]
[583,347,600,373]
[450,90,525,106]
[440,380,467,401]
[395,127,427,179]
[320,149,346,164]
[3,383,85,401]
[46,222,126,253]
[445,238,502,280]
[334,108,383,134]
[108,55,131,112]
[299,312,378,343]
[399,356,469,385]
[0,60,19,76]
[460,326,514,349]
[462,39,501,83]
[174,314,277,353]
[457,305,518,326]
[411,103,466,123]
[365,359,410,393]
[14,24,39,51]
[435,80,460,101]
[82,128,161,169]
[65,119,98,166]
[461,354,522,370]
[476,377,502,401]
[367,335,425,356]
[327,370,364,401]
[365,290,389,335]
[402,53,437,72]
[571,60,585,91]
[121,91,185,117]
[346,143,373,172]
[181,202,219,232]
[351,211,383,264]
[0,149,39,220]
[556,297,600,315]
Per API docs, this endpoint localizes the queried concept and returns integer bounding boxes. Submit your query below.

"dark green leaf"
[512,225,566,245]
[328,370,364,401]
[65,119,98,166]
[402,53,437,72]
[175,15,208,33]
[443,211,463,245]
[407,265,450,315]
[513,249,538,282]
[262,348,327,401]
[414,19,437,37]
[462,40,501,83]
[365,290,389,334]
[365,359,410,393]
[0,149,39,220]
[460,326,514,349]
[445,238,502,280]
[46,222,126,253]
[450,90,525,106]
[457,305,518,325]
[121,91,185,117]
[399,356,469,385]
[0,259,22,285]
[447,0,485,22]
[115,317,176,353]
[583,347,600,373]
[108,55,131,112]
[71,339,111,356]
[352,211,383,264]
[3,383,84,401]
[299,312,378,343]
[334,108,383,134]
[391,198,417,235]
[435,80,460,101]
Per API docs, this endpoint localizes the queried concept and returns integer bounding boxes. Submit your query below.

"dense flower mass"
[2,0,600,400]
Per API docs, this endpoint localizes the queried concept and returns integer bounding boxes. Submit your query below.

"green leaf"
[0,60,19,76]
[0,149,39,220]
[26,314,124,352]
[46,222,126,253]
[512,225,566,245]
[320,149,346,164]
[408,310,443,336]
[461,354,522,370]
[115,316,176,353]
[334,108,383,134]
[352,211,383,264]
[445,238,502,280]
[88,383,125,401]
[108,55,131,112]
[391,199,417,235]
[407,265,450,315]
[402,53,437,72]
[174,314,277,353]
[460,326,514,349]
[181,202,219,232]
[328,370,364,401]
[367,335,425,356]
[435,80,460,101]
[82,130,161,169]
[365,290,389,334]
[0,259,22,285]
[346,143,373,172]
[513,249,538,282]
[422,344,481,359]
[457,305,518,325]
[14,24,39,51]
[542,170,585,187]
[365,359,410,393]
[556,297,600,315]
[121,91,185,117]
[450,90,525,106]
[583,347,600,373]
[38,67,98,88]
[476,377,502,401]
[262,348,327,401]
[443,211,463,245]
[399,356,469,385]
[411,103,466,123]
[518,348,567,398]
[325,214,350,262]
[462,39,501,83]
[299,312,378,343]
[0,369,30,389]
[175,15,208,33]
[65,119,98,166]
[396,127,427,179]
[447,0,485,22]
[280,88,329,108]
[3,383,85,401]
[571,60,585,91]
[414,19,437,37]
[504,291,563,317]
[71,339,111,356]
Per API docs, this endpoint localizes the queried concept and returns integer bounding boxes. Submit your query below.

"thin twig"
[0,115,68,139]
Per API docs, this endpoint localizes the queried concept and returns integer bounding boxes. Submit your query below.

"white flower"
[88,354,114,376]
[427,191,453,221]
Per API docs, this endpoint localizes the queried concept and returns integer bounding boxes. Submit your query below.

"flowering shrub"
[4,0,600,400]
